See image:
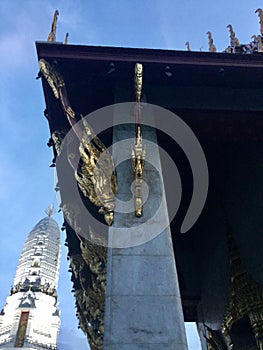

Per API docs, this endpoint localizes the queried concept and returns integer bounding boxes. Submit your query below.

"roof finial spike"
[45,204,54,217]
[257,35,263,52]
[47,10,59,42]
[255,8,263,36]
[206,31,217,53]
[185,41,191,51]
[227,24,240,51]
[64,32,69,45]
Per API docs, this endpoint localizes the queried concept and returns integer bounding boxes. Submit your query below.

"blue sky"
[0,0,262,349]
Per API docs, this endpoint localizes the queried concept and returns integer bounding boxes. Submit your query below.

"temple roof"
[36,41,263,323]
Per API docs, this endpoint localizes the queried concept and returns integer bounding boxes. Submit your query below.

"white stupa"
[0,206,61,349]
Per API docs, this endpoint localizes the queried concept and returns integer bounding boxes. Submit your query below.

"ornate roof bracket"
[132,63,146,217]
[204,324,227,350]
[39,59,117,226]
[221,232,263,350]
[70,237,107,350]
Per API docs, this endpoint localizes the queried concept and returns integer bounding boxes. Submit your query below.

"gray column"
[103,103,188,350]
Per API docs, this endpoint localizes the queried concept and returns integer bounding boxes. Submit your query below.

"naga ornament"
[39,59,117,225]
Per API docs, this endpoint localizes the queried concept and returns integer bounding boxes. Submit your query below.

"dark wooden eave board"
[36,41,263,68]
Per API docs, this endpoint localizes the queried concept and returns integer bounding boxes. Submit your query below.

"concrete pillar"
[103,103,188,350]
